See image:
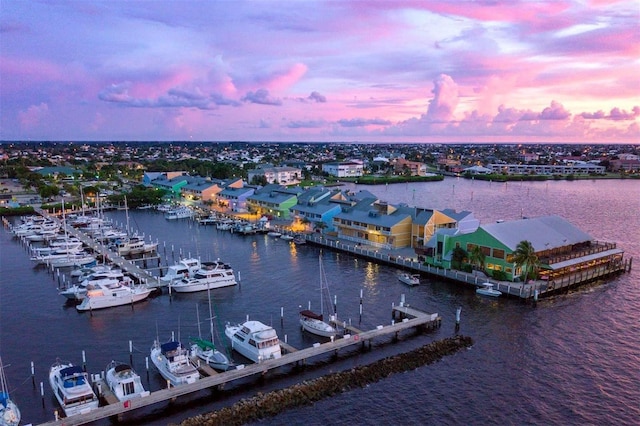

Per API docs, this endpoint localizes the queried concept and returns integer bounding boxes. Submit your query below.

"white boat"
[267,231,282,237]
[105,361,148,401]
[169,260,236,293]
[49,360,99,417]
[164,206,193,220]
[300,254,338,338]
[114,236,158,256]
[150,340,200,386]
[76,281,152,311]
[159,258,202,285]
[32,250,96,268]
[476,283,502,297]
[0,357,20,426]
[61,268,130,301]
[398,272,420,286]
[279,234,294,241]
[225,320,282,363]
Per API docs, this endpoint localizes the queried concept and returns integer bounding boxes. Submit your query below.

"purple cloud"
[337,118,391,127]
[308,91,327,103]
[241,89,282,106]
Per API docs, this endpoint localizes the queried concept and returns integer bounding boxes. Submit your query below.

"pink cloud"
[18,102,49,129]
[426,74,458,122]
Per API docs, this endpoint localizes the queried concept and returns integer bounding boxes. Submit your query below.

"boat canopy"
[191,337,216,351]
[114,364,132,373]
[60,365,83,378]
[161,341,180,353]
[300,310,323,321]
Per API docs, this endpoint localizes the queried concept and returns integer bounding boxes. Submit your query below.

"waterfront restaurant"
[423,215,624,282]
[246,184,303,219]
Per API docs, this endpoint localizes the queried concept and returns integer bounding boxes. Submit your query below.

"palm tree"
[513,240,540,282]
[451,246,467,270]
[468,245,486,271]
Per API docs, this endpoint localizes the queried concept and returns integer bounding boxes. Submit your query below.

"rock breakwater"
[179,335,473,426]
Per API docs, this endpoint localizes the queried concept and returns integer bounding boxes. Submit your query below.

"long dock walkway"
[38,302,440,426]
[33,208,160,285]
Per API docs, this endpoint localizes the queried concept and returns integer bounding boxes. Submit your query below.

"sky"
[1,1,639,144]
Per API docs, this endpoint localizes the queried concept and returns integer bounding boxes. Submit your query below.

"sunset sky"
[1,0,639,143]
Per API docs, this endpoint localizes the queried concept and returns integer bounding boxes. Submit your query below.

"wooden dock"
[38,303,440,426]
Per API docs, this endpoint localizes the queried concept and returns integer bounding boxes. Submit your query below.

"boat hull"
[150,343,200,386]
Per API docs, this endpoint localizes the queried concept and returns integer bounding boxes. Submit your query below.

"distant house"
[248,166,302,186]
[322,161,364,178]
[34,166,82,179]
[463,165,492,175]
[392,158,428,176]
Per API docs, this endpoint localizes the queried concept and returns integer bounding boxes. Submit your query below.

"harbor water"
[1,177,639,425]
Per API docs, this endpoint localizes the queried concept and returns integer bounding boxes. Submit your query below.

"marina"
[1,178,638,426]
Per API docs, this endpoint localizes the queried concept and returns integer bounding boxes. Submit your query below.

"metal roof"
[482,215,593,251]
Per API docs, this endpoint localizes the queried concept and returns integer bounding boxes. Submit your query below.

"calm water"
[1,177,639,425]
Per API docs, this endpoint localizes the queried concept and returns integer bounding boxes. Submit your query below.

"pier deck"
[37,304,440,426]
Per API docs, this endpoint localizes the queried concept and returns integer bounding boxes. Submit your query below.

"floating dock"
[37,302,440,426]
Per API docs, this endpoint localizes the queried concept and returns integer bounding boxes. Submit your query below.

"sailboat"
[190,291,234,371]
[0,357,20,426]
[299,253,338,338]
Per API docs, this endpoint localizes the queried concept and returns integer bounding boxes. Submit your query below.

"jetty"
[37,300,440,426]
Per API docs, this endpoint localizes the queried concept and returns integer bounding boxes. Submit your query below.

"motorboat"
[293,234,306,245]
[169,260,237,293]
[49,360,99,417]
[267,231,282,237]
[398,272,420,286]
[225,320,282,363]
[279,234,294,241]
[159,258,202,285]
[164,206,194,220]
[0,357,20,426]
[76,281,152,311]
[476,283,502,297]
[299,254,338,338]
[150,340,200,386]
[105,361,149,401]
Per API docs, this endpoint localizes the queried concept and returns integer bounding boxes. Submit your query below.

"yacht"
[225,320,282,363]
[60,269,129,301]
[159,258,202,286]
[49,360,99,417]
[164,206,193,220]
[114,236,158,256]
[169,260,237,293]
[76,281,152,311]
[105,361,149,401]
[150,340,200,386]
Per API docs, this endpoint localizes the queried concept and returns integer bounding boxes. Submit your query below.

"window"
[492,248,505,259]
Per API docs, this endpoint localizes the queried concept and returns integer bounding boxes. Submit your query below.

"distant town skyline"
[1,1,638,144]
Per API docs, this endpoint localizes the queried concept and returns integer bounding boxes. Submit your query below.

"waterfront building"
[217,185,256,212]
[246,184,303,219]
[321,161,364,178]
[289,187,343,232]
[149,173,190,198]
[333,200,413,249]
[423,215,624,282]
[487,163,605,175]
[412,208,479,252]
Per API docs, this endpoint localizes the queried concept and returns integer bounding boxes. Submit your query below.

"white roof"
[482,215,592,251]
